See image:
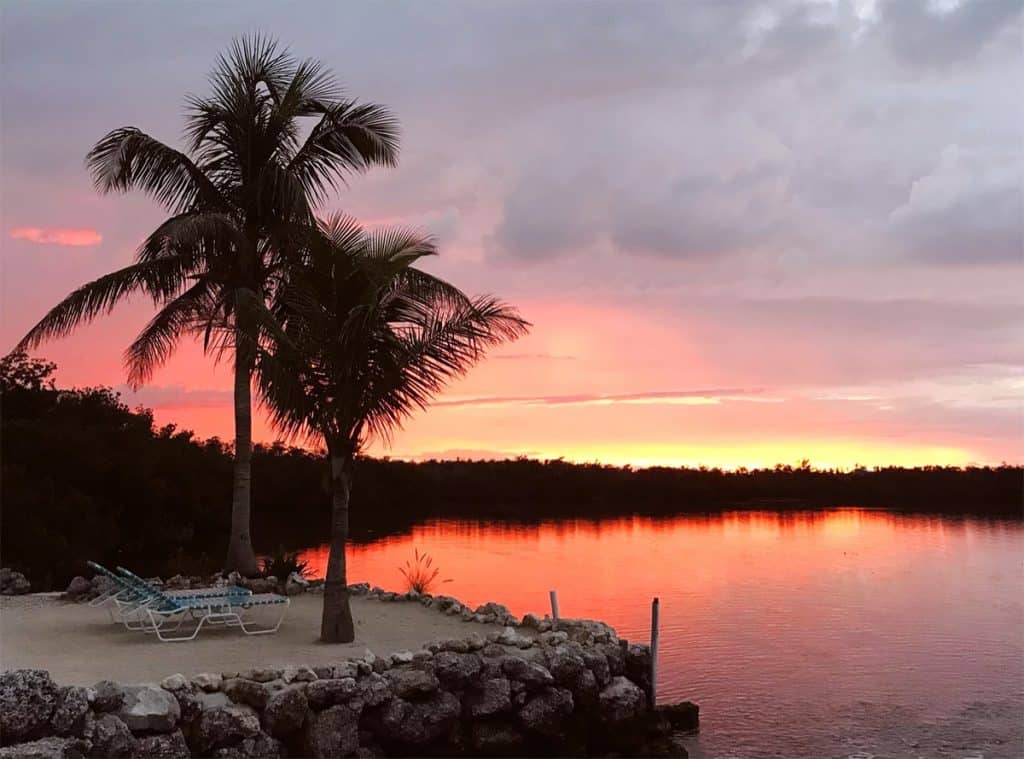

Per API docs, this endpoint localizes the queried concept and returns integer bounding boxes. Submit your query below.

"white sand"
[0,594,502,686]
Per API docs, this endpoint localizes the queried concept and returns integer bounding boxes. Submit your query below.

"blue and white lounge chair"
[137,587,291,642]
[86,562,251,629]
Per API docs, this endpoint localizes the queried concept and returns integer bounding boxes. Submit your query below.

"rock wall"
[1,588,698,758]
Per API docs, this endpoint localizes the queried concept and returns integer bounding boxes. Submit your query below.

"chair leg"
[148,608,210,642]
[236,602,289,635]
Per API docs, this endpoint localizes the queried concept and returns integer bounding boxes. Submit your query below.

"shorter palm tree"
[255,215,528,642]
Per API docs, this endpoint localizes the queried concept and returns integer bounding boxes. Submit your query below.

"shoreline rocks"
[1,585,698,757]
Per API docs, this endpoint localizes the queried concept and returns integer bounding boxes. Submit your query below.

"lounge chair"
[137,587,290,642]
[86,562,251,629]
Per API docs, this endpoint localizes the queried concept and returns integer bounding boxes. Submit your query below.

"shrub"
[261,547,310,580]
[398,548,450,594]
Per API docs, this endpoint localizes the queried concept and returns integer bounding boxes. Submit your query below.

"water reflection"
[297,510,1024,758]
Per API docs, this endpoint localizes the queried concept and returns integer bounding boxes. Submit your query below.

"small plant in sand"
[399,549,451,594]
[260,547,310,580]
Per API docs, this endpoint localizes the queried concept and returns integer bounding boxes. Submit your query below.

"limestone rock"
[475,601,512,618]
[169,686,203,728]
[597,641,626,676]
[434,637,470,654]
[223,678,273,709]
[263,686,308,738]
[281,665,317,684]
[520,613,545,629]
[0,736,88,758]
[191,672,222,693]
[241,668,283,683]
[495,626,534,649]
[389,650,414,665]
[130,730,190,758]
[0,569,31,595]
[598,676,647,725]
[384,668,438,700]
[211,732,282,759]
[90,713,135,757]
[90,575,116,599]
[117,685,180,733]
[305,678,359,710]
[502,657,555,690]
[553,617,618,645]
[0,669,59,742]
[331,662,359,679]
[462,677,512,718]
[538,630,568,646]
[572,668,600,711]
[469,721,527,754]
[546,643,588,688]
[517,686,573,738]
[91,681,124,712]
[197,691,231,711]
[583,648,611,686]
[656,701,700,732]
[63,576,92,601]
[354,673,392,708]
[365,691,460,748]
[302,704,360,758]
[433,651,481,688]
[51,686,90,736]
[194,705,262,754]
[159,674,188,692]
[625,643,653,694]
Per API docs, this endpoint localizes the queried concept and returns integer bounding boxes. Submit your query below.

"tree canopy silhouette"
[253,215,528,642]
[15,35,399,575]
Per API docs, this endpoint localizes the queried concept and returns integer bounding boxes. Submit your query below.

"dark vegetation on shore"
[3,353,1021,589]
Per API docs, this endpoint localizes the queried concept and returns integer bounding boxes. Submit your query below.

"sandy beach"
[0,594,504,686]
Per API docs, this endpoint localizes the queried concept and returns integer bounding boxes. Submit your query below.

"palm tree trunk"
[223,328,259,576]
[321,450,354,643]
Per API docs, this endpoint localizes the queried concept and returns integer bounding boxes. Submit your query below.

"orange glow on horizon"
[381,438,982,471]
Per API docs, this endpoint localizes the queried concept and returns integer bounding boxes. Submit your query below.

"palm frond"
[255,220,528,453]
[15,255,194,351]
[287,100,400,206]
[86,128,227,213]
[124,279,218,388]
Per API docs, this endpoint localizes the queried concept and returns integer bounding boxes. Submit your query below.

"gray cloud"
[890,145,1023,264]
[877,0,1023,69]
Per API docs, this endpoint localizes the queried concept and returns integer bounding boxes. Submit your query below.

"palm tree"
[15,36,399,575]
[254,215,528,642]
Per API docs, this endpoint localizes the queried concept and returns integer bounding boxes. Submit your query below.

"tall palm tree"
[15,36,399,575]
[254,215,528,642]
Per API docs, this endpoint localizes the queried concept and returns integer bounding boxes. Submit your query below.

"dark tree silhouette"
[254,216,528,642]
[15,36,399,575]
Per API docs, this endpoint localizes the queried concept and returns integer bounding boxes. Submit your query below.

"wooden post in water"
[650,597,660,708]
[549,590,560,620]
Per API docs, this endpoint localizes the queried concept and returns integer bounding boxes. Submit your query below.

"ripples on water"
[297,509,1024,758]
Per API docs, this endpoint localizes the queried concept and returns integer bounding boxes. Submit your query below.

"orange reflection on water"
[298,509,1023,756]
[297,509,967,635]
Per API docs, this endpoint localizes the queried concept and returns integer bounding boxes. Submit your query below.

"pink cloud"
[9,226,102,247]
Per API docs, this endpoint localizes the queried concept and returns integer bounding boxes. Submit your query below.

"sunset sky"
[1,0,1021,469]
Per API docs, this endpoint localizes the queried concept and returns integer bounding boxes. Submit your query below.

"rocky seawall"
[1,584,698,757]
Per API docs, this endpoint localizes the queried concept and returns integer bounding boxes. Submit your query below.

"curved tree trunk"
[223,314,260,577]
[321,450,354,643]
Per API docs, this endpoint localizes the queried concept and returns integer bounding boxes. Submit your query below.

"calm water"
[297,509,1024,759]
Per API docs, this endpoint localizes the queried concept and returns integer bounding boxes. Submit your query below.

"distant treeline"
[2,353,1021,588]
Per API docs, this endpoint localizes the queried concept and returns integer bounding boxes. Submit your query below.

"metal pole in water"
[549,590,560,620]
[650,596,660,708]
